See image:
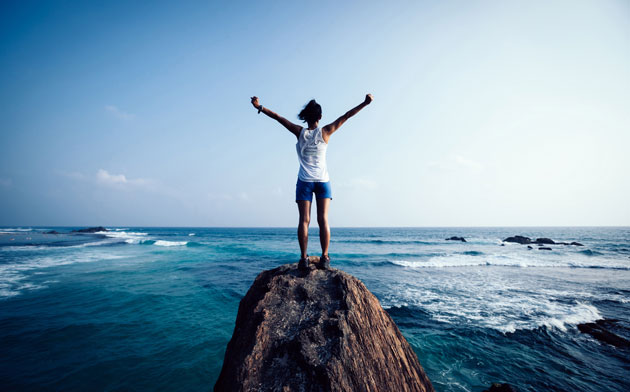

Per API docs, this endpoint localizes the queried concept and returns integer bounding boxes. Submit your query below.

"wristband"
[258,105,263,114]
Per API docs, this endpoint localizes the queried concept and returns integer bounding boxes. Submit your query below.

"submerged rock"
[503,236,531,244]
[533,238,555,245]
[71,226,107,233]
[215,259,434,392]
[482,383,516,392]
[446,236,466,242]
[44,230,60,234]
[570,242,584,246]
[538,247,552,251]
[578,319,630,348]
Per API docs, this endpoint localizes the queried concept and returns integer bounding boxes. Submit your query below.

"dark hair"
[298,99,322,124]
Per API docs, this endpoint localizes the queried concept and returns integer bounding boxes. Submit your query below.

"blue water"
[1,227,629,391]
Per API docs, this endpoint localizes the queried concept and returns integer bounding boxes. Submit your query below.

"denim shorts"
[295,179,332,202]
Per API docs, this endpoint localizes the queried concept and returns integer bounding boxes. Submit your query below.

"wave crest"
[154,240,187,247]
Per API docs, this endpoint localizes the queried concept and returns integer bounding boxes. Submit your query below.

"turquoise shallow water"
[1,227,629,391]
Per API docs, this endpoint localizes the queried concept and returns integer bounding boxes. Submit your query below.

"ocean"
[1,227,629,391]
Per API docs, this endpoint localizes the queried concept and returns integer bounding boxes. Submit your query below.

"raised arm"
[322,94,373,141]
[250,96,302,138]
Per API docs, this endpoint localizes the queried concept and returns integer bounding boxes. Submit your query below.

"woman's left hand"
[251,96,260,109]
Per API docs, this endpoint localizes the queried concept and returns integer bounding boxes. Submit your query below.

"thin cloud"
[54,169,184,202]
[96,169,128,185]
[105,105,135,120]
[96,169,153,188]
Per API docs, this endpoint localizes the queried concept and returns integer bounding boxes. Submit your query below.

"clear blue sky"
[1,0,628,227]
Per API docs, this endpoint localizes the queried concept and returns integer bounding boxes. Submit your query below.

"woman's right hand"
[251,96,260,109]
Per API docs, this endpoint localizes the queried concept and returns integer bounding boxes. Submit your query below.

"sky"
[0,0,628,227]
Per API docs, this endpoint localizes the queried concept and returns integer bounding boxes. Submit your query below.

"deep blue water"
[1,227,629,391]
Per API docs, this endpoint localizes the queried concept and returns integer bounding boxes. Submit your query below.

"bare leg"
[316,198,330,256]
[297,200,311,259]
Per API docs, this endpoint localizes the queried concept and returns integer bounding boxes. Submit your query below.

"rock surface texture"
[214,258,434,392]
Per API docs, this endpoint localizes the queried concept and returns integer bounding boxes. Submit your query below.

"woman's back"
[296,127,329,182]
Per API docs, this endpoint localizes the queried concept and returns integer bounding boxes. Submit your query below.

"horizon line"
[2,225,629,229]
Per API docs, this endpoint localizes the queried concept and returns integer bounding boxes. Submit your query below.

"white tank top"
[296,127,329,182]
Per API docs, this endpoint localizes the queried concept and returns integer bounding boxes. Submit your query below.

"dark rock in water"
[482,383,517,392]
[503,236,583,247]
[527,246,533,250]
[445,236,466,242]
[71,226,107,233]
[503,236,531,244]
[500,243,505,246]
[538,247,552,250]
[578,319,630,348]
[44,230,60,234]
[214,259,434,392]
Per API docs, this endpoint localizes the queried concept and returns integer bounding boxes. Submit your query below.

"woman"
[250,94,373,270]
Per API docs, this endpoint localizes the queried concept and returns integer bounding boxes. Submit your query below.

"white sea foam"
[97,230,148,238]
[539,302,601,332]
[1,245,56,251]
[389,251,630,270]
[0,228,33,233]
[154,240,188,247]
[391,259,562,269]
[188,233,195,236]
[1,241,117,251]
[95,231,186,247]
[374,236,628,333]
[96,230,148,244]
[0,252,126,298]
[383,268,606,333]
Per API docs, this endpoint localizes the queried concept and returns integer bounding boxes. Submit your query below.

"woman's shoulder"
[296,127,306,142]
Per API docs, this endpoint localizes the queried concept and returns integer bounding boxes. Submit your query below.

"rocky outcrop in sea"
[577,319,630,348]
[214,257,434,392]
[502,235,584,247]
[71,226,107,233]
